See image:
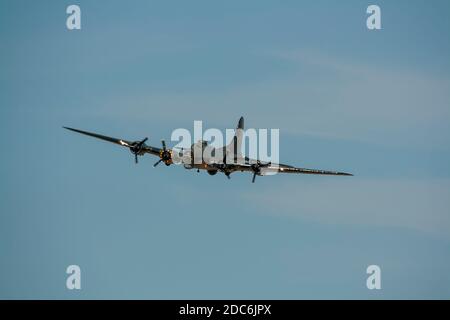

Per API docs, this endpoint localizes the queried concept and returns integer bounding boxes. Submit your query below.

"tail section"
[235,116,244,157]
[224,117,244,163]
[237,116,244,130]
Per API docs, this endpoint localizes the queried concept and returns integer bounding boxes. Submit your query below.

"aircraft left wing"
[237,157,353,176]
[231,162,352,175]
[276,164,352,176]
[227,158,352,182]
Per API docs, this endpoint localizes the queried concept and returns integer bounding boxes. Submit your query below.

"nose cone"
[237,117,244,129]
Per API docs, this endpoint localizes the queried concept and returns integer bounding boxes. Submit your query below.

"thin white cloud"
[241,177,450,238]
[84,48,450,150]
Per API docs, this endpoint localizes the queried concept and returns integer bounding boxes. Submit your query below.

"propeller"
[221,154,231,180]
[128,137,148,164]
[154,140,173,167]
[251,160,271,183]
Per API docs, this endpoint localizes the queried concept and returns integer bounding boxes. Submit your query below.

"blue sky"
[1,0,450,299]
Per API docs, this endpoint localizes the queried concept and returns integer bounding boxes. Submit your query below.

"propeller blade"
[135,137,148,148]
[154,159,163,167]
[252,173,257,183]
[161,140,166,151]
[135,154,138,164]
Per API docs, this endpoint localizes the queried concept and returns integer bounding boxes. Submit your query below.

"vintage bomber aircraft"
[63,117,352,183]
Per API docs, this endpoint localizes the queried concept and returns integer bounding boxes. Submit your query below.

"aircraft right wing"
[63,127,162,156]
[63,126,176,165]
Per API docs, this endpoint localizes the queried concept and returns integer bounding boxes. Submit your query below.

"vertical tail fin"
[224,117,244,163]
[235,117,244,156]
[237,116,244,130]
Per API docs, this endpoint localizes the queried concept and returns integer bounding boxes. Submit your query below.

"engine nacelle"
[207,170,218,176]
